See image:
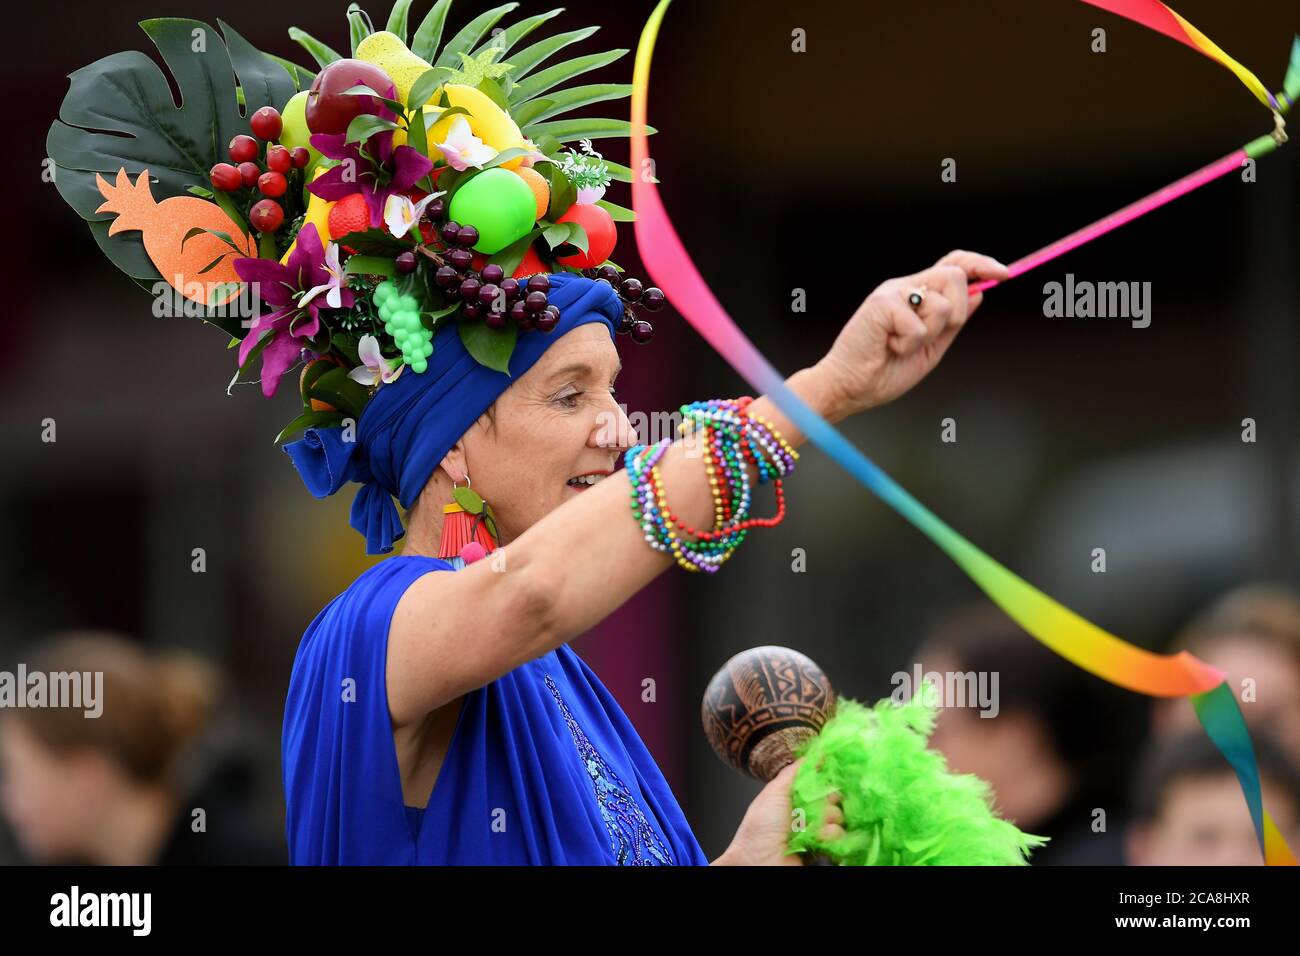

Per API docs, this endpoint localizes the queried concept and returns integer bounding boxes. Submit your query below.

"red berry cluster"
[209,106,311,234]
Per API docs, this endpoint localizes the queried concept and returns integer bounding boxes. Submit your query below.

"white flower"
[384,191,445,239]
[433,115,497,171]
[298,241,346,310]
[347,334,403,387]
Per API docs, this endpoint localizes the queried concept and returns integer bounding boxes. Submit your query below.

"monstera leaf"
[47,18,305,297]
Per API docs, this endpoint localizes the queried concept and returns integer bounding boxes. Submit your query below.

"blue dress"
[282,554,709,865]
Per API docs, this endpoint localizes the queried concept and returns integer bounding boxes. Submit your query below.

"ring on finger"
[907,284,928,309]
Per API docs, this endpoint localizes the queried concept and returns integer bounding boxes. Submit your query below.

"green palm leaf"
[508,49,628,105]
[411,0,453,62]
[523,118,652,143]
[512,83,632,126]
[433,3,519,68]
[504,27,599,80]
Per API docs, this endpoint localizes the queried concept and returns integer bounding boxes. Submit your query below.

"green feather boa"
[788,688,1049,865]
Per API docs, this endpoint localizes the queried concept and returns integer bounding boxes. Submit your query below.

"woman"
[282,250,1008,865]
[0,632,281,865]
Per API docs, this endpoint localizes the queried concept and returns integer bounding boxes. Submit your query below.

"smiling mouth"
[566,473,610,490]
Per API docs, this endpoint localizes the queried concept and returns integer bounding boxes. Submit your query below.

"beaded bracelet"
[623,397,798,572]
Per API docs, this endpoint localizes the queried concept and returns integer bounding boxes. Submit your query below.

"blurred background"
[2,0,1298,864]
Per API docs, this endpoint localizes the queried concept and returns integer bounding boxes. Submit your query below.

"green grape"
[412,358,428,374]
[374,282,393,306]
[398,295,417,313]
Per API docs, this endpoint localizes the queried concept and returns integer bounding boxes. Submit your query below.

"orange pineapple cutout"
[95,167,255,308]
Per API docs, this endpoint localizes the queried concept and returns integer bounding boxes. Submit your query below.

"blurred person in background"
[917,604,1142,864]
[1125,729,1300,866]
[0,631,282,864]
[1150,585,1300,765]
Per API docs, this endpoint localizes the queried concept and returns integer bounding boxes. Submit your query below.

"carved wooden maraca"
[701,646,837,782]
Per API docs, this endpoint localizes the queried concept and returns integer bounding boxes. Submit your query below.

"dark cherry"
[526,274,550,295]
[480,264,504,285]
[524,291,548,313]
[630,320,654,343]
[448,248,473,271]
[619,278,643,301]
[640,287,666,312]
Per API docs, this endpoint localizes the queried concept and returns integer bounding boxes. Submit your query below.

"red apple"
[305,59,397,136]
[556,203,616,270]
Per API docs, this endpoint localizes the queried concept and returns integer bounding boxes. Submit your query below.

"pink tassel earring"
[436,474,500,565]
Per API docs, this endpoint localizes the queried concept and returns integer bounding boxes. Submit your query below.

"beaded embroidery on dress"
[544,675,676,865]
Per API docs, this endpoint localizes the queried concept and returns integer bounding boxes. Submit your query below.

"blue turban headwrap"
[284,273,624,554]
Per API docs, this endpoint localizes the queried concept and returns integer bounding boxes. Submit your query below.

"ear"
[437,438,468,485]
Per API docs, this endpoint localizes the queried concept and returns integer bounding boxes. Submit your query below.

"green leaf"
[346,113,399,145]
[453,486,485,514]
[457,311,516,375]
[564,221,589,255]
[595,199,635,222]
[433,4,520,69]
[309,365,370,420]
[506,27,599,80]
[330,332,362,367]
[478,146,530,171]
[542,222,570,250]
[472,8,564,59]
[344,254,397,276]
[541,163,575,218]
[525,118,650,143]
[516,84,632,127]
[408,67,456,110]
[487,227,543,276]
[299,356,337,403]
[508,50,628,105]
[334,228,412,256]
[511,98,555,128]
[182,226,240,253]
[267,53,316,89]
[386,0,415,43]
[342,83,405,116]
[407,107,431,190]
[275,409,346,444]
[187,184,215,198]
[411,0,453,62]
[47,18,295,287]
[602,159,654,184]
[212,190,250,237]
[476,76,512,113]
[347,4,373,56]
[288,27,343,69]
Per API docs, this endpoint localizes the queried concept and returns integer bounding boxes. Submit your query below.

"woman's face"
[456,323,635,542]
[0,718,100,862]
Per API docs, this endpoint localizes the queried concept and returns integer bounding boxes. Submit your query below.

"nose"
[592,394,635,454]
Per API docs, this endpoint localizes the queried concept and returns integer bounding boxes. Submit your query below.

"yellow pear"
[354,31,432,107]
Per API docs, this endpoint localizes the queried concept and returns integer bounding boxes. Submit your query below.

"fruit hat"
[47,0,667,443]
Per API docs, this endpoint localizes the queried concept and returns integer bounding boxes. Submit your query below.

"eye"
[555,391,582,408]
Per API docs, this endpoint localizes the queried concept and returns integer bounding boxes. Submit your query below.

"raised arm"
[387,252,1008,726]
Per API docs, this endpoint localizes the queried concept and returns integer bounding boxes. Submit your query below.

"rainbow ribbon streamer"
[1081,0,1283,111]
[629,0,1297,865]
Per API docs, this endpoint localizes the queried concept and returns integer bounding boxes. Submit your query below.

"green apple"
[279,91,319,163]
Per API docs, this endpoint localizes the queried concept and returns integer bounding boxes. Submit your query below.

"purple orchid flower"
[308,129,435,230]
[232,223,355,398]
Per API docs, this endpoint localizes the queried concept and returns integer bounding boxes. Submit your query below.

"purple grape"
[500,277,520,299]
[441,221,461,244]
[435,265,459,288]
[455,224,480,248]
[481,264,504,285]
[526,274,550,295]
[630,320,654,343]
[597,265,620,285]
[448,248,473,271]
[395,251,417,274]
[535,310,560,332]
[511,300,535,330]
[462,301,484,320]
[427,198,446,221]
[619,277,643,301]
[484,310,509,331]
[459,277,482,301]
[478,283,502,309]
[640,287,666,312]
[524,290,548,313]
